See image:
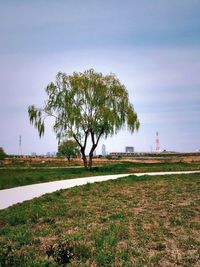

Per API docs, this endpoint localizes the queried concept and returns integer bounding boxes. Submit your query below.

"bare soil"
[3,154,200,166]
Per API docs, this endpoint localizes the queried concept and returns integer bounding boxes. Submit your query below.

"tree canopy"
[28,69,139,168]
[57,140,80,161]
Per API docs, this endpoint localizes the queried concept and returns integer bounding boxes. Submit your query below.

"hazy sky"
[0,0,200,155]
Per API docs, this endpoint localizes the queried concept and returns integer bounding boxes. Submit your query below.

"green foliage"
[28,69,139,168]
[57,140,80,160]
[0,147,6,160]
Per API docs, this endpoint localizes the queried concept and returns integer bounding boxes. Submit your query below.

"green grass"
[0,161,200,190]
[0,167,101,190]
[0,173,200,266]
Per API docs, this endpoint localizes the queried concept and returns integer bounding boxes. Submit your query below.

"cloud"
[139,108,200,124]
[1,0,200,54]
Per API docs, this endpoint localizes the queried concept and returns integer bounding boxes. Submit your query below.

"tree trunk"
[81,147,88,169]
[88,154,93,169]
[88,144,97,169]
[82,154,88,169]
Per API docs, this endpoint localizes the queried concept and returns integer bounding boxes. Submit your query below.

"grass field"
[0,173,200,266]
[0,161,200,190]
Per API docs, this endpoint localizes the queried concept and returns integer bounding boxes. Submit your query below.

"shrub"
[0,147,6,160]
[0,243,16,267]
[46,240,74,265]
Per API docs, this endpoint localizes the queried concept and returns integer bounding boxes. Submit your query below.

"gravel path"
[1,170,200,210]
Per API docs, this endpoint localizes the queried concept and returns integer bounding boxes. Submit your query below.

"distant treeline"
[109,152,200,158]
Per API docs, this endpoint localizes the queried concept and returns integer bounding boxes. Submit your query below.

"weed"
[46,240,74,265]
[109,213,125,221]
[155,242,166,251]
[169,217,182,227]
[96,249,114,266]
[179,237,200,250]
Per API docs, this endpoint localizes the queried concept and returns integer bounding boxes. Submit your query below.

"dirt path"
[1,170,200,210]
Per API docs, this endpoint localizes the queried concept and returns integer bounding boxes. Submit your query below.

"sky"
[0,0,200,155]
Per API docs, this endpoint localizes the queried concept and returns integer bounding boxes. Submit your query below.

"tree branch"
[96,129,104,146]
[83,130,89,149]
[91,131,96,146]
[73,134,82,148]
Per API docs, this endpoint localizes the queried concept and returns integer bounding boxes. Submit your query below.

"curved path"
[1,170,200,210]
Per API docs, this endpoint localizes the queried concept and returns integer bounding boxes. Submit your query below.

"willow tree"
[28,69,140,169]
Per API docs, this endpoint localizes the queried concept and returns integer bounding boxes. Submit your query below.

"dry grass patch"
[0,173,200,266]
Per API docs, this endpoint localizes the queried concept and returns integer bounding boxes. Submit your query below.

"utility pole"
[156,132,160,152]
[19,135,22,156]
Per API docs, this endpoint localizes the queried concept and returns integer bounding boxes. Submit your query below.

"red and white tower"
[156,132,160,152]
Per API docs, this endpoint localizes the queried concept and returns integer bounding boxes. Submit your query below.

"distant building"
[46,152,51,157]
[51,152,56,157]
[125,146,134,153]
[102,144,106,156]
[46,152,56,157]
